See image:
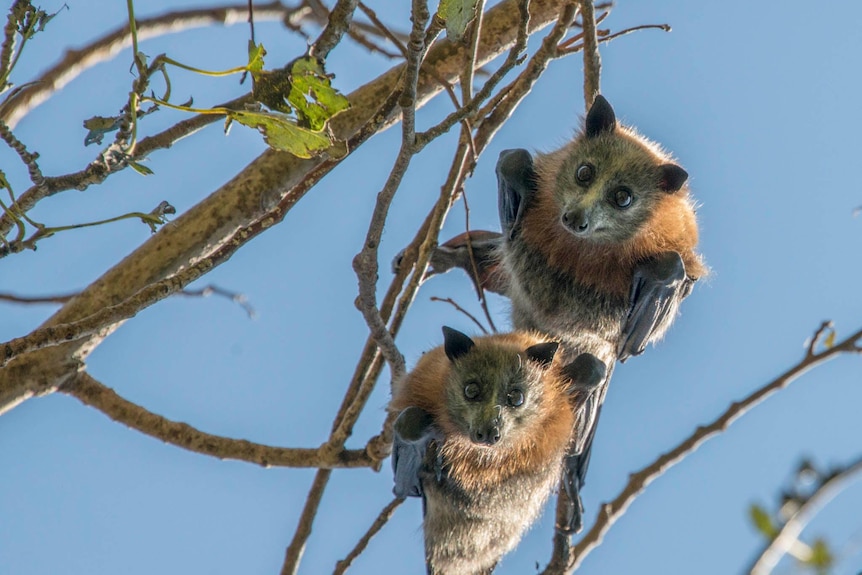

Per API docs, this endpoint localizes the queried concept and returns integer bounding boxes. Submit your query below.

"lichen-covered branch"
[61,371,373,468]
[542,323,862,574]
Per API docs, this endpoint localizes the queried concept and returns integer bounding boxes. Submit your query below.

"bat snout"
[470,423,502,446]
[562,209,590,236]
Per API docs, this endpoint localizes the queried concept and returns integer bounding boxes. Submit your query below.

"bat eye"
[613,188,632,208]
[575,163,593,184]
[464,382,480,401]
[507,389,524,407]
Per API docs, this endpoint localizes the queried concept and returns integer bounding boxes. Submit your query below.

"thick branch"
[578,0,600,107]
[61,371,373,468]
[0,0,571,414]
[542,324,862,574]
[748,455,862,575]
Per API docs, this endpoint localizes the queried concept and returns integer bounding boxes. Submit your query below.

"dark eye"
[613,188,632,208]
[507,389,524,407]
[464,382,480,401]
[575,163,593,184]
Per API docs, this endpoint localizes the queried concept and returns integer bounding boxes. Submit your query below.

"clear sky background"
[2,1,861,574]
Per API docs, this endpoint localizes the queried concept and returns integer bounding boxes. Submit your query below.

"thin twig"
[430,296,488,334]
[459,186,497,332]
[0,284,255,318]
[0,291,76,304]
[60,371,373,468]
[333,497,405,575]
[748,456,862,575]
[558,22,671,55]
[542,323,862,574]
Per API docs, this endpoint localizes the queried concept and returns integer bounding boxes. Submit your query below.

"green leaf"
[247,41,266,74]
[807,538,834,573]
[823,330,836,349]
[128,160,154,176]
[438,0,480,41]
[82,115,121,146]
[286,56,350,131]
[748,504,778,539]
[251,69,294,114]
[226,109,334,158]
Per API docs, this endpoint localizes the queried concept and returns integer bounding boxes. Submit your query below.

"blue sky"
[1,1,861,574]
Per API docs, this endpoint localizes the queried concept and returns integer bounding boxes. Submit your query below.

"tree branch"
[352,0,434,385]
[748,455,862,575]
[0,1,315,128]
[60,371,373,468]
[310,0,360,60]
[542,323,862,574]
[334,497,404,575]
[0,0,574,416]
[578,0,600,108]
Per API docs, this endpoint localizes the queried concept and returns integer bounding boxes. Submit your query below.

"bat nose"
[472,425,501,445]
[562,210,589,235]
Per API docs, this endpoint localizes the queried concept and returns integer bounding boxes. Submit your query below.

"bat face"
[440,328,559,451]
[445,347,550,449]
[538,96,689,246]
[550,133,677,244]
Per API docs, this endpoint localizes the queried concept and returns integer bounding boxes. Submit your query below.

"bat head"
[441,327,560,449]
[542,95,689,244]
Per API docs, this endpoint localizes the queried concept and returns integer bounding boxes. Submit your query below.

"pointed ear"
[442,326,475,362]
[658,163,688,193]
[524,342,559,368]
[585,95,616,138]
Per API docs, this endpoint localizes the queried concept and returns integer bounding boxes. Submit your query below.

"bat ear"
[524,342,559,368]
[585,95,616,138]
[442,326,475,362]
[658,163,688,193]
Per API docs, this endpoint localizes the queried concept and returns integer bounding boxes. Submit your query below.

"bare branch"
[310,0,360,60]
[281,470,333,575]
[579,0,600,108]
[459,186,497,333]
[334,497,405,575]
[542,323,862,574]
[805,320,834,359]
[60,371,373,468]
[0,290,76,304]
[0,119,42,185]
[748,456,862,575]
[1,257,218,366]
[352,0,434,384]
[430,296,488,334]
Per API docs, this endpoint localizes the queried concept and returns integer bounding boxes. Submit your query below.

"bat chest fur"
[502,237,628,363]
[421,462,560,575]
